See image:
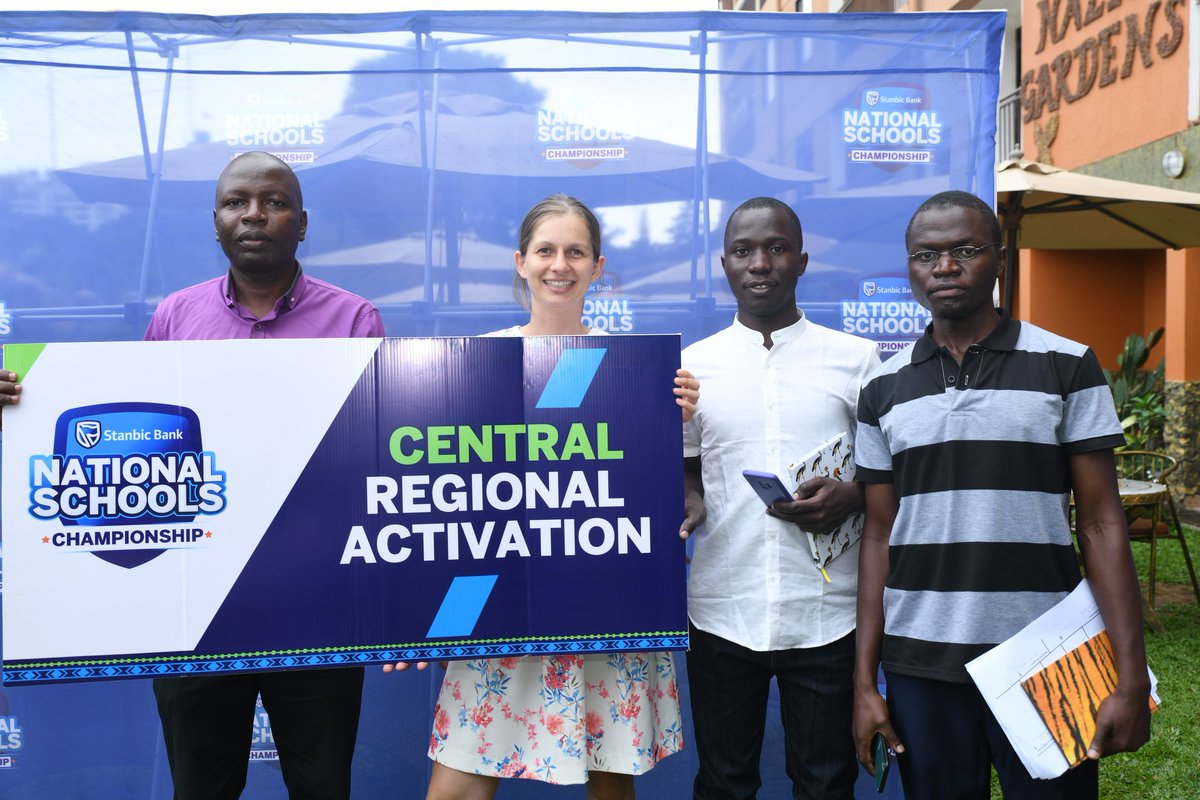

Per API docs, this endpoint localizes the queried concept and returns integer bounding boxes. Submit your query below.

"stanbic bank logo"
[843,84,941,166]
[28,402,227,568]
[858,277,912,300]
[841,276,931,351]
[74,420,102,448]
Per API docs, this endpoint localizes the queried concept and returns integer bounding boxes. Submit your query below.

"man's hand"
[1071,448,1153,761]
[768,477,862,532]
[680,489,707,540]
[680,456,706,540]
[0,368,20,408]
[853,685,904,774]
[0,368,19,430]
[1087,684,1151,759]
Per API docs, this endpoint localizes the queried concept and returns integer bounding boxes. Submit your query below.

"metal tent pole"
[125,32,177,308]
[689,30,712,301]
[416,31,444,306]
[1001,190,1024,315]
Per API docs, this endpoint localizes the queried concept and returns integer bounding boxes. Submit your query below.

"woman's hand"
[381,661,441,673]
[675,369,699,422]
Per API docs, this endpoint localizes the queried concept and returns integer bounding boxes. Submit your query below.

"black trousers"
[686,625,858,800]
[153,667,364,800]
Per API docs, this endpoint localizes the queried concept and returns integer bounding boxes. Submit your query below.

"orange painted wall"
[1165,248,1200,381]
[1020,0,1190,169]
[1144,255,1166,340]
[1142,255,1168,371]
[1018,248,1164,369]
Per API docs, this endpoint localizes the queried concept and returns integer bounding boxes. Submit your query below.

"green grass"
[1100,599,1200,799]
[989,524,1200,799]
[1107,523,1200,798]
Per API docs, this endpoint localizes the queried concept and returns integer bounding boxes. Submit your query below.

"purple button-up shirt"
[144,267,384,342]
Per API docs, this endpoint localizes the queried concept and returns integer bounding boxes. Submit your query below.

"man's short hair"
[724,197,803,250]
[216,151,303,208]
[905,190,1001,248]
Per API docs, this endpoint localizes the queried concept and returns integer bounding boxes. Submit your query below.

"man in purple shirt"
[148,151,383,800]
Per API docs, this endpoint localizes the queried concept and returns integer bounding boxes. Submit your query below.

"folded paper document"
[966,580,1159,779]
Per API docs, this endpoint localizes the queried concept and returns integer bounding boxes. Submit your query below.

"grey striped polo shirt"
[855,313,1125,682]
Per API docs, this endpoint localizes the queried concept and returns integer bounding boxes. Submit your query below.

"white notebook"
[786,430,862,581]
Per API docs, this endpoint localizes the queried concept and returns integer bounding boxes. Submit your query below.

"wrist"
[1114,677,1151,699]
[853,667,880,693]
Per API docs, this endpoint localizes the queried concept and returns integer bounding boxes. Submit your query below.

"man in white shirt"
[680,197,880,800]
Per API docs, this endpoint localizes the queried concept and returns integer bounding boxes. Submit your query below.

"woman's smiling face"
[515,211,605,315]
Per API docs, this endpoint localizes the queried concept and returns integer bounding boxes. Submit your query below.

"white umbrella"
[996,158,1200,308]
[997,158,1200,250]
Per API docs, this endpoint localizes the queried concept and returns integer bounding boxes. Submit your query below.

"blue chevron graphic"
[426,575,500,638]
[535,348,607,409]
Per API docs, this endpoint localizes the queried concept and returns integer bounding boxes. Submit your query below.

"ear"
[796,251,808,279]
[996,244,1007,279]
[514,250,528,280]
[213,209,219,240]
[298,209,308,242]
[591,254,606,282]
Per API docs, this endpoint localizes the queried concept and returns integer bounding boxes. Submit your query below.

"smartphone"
[871,731,891,794]
[742,470,792,506]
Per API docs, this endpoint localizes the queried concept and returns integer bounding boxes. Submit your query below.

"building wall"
[1013,0,1196,375]
[1019,0,1190,169]
[1017,247,1165,369]
[1017,0,1200,493]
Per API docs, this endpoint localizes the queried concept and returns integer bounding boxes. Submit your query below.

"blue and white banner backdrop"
[2,336,686,685]
[0,11,1002,350]
[0,9,1000,796]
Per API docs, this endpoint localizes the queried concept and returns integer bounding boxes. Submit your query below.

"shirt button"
[769,576,778,583]
[255,323,263,330]
[947,374,956,384]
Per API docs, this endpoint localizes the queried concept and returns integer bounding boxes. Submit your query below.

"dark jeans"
[885,671,1099,800]
[686,625,857,800]
[153,667,364,800]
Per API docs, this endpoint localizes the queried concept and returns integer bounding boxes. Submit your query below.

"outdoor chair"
[1113,450,1200,608]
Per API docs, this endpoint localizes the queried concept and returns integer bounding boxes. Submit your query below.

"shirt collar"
[911,308,1018,363]
[222,263,307,312]
[730,308,808,345]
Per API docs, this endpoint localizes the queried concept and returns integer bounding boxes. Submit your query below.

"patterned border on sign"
[3,633,690,684]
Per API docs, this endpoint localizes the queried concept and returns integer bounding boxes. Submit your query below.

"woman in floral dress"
[423,194,697,799]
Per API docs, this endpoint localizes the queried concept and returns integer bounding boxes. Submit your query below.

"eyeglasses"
[908,243,1000,266]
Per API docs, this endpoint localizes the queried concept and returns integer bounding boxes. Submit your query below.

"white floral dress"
[428,325,684,784]
[429,653,683,783]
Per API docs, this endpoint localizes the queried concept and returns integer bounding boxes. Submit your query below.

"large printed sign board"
[0,336,687,686]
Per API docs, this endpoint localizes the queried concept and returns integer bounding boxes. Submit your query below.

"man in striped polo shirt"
[851,191,1150,798]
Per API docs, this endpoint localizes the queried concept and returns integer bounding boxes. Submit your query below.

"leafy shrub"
[1104,328,1165,450]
